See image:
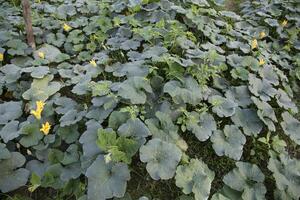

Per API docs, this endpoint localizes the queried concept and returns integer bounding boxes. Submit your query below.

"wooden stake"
[22,0,36,50]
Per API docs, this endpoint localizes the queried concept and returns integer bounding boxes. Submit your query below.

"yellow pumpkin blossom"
[281,19,288,27]
[40,122,51,135]
[0,53,3,61]
[63,23,72,31]
[38,51,45,59]
[30,101,45,120]
[31,109,42,120]
[259,58,265,66]
[36,100,45,111]
[89,59,97,67]
[259,31,266,39]
[251,39,258,50]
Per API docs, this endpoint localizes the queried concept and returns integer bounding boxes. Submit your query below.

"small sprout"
[89,59,97,67]
[40,122,51,135]
[63,23,72,31]
[251,39,258,50]
[104,152,112,164]
[281,19,288,27]
[38,51,45,59]
[259,58,265,66]
[0,53,3,61]
[259,31,266,39]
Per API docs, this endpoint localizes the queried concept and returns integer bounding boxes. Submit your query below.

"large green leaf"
[86,155,130,200]
[140,138,182,180]
[145,112,187,150]
[268,152,300,200]
[0,143,10,160]
[96,128,139,164]
[186,111,216,141]
[175,158,215,200]
[223,162,266,200]
[231,108,263,136]
[0,152,30,192]
[164,77,209,106]
[211,125,246,160]
[117,118,150,139]
[0,101,22,125]
[19,123,43,147]
[34,44,63,62]
[252,97,277,132]
[248,74,277,102]
[118,77,153,104]
[22,75,61,101]
[209,95,238,117]
[280,112,300,145]
[0,120,19,143]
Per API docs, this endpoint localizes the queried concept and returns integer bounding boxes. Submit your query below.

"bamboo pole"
[22,0,36,50]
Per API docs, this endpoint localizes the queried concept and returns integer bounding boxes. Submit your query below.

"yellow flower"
[281,19,288,27]
[0,53,3,61]
[30,101,45,120]
[31,109,42,120]
[251,39,258,50]
[40,122,51,135]
[89,59,97,67]
[259,58,265,66]
[63,23,72,31]
[38,51,45,59]
[36,100,45,111]
[259,31,266,39]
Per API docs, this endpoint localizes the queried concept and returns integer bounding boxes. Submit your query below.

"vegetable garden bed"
[0,0,299,199]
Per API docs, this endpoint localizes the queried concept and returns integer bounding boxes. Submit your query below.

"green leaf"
[0,120,19,143]
[175,158,215,200]
[0,64,21,83]
[140,138,182,180]
[86,155,130,200]
[22,75,61,101]
[108,111,131,130]
[164,77,209,106]
[209,95,237,117]
[186,111,216,141]
[96,128,139,164]
[223,162,266,200]
[211,125,246,160]
[118,118,150,139]
[252,97,277,132]
[280,112,300,145]
[231,108,263,136]
[118,77,153,104]
[79,120,102,157]
[89,81,112,97]
[57,125,80,144]
[34,44,63,63]
[276,89,298,113]
[0,101,22,125]
[0,152,30,192]
[0,143,10,160]
[19,123,43,147]
[96,128,117,151]
[145,112,186,150]
[6,39,28,56]
[225,86,252,108]
[248,74,277,102]
[28,172,41,192]
[268,152,300,199]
